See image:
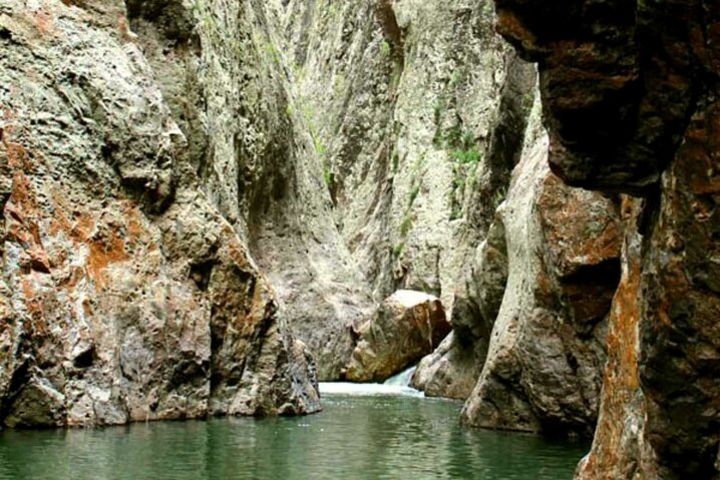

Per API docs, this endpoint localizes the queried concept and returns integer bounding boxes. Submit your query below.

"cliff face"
[130,0,540,381]
[489,0,720,477]
[0,0,320,427]
[0,0,543,426]
[128,0,375,381]
[241,0,537,379]
[282,1,624,434]
[0,0,626,435]
[4,2,717,477]
[458,102,621,436]
[0,0,541,426]
[279,0,533,330]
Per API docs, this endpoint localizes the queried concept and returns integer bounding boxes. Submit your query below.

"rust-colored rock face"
[490,0,720,477]
[494,0,704,193]
[575,198,650,479]
[0,0,319,427]
[459,122,621,436]
[638,97,720,478]
[344,290,450,383]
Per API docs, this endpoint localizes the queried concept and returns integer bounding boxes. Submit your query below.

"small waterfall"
[383,365,417,387]
[318,365,423,397]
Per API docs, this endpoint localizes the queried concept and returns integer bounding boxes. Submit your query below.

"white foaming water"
[318,382,424,397]
[319,365,423,397]
[383,365,417,387]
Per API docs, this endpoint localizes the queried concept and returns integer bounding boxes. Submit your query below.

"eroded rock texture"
[279,0,535,362]
[128,0,375,382]
[8,5,716,480]
[412,209,508,399]
[344,290,449,383]
[0,0,319,427]
[118,0,539,381]
[0,0,547,425]
[489,0,720,477]
[459,103,621,436]
[413,91,623,435]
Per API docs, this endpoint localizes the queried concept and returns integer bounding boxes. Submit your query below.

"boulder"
[344,290,450,382]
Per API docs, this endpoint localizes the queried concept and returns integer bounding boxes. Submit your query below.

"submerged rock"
[344,290,450,383]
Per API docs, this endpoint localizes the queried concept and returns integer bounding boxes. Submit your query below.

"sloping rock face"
[0,0,319,427]
[411,213,508,399]
[490,0,720,477]
[124,0,540,381]
[344,290,449,383]
[280,0,535,322]
[414,94,623,437]
[458,103,621,436]
[126,0,374,382]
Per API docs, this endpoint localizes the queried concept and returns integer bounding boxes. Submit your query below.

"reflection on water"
[0,395,587,479]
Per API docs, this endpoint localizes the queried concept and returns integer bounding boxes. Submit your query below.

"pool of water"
[0,394,587,479]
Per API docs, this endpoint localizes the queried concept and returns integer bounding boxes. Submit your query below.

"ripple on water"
[0,395,587,480]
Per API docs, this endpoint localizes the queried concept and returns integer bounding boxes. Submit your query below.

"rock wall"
[0,0,319,427]
[0,0,545,427]
[411,213,508,399]
[280,0,534,317]
[489,0,720,477]
[7,4,716,478]
[0,0,546,429]
[448,99,622,436]
[131,0,537,381]
[128,0,375,381]
[126,0,541,381]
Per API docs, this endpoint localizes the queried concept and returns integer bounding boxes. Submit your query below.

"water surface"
[0,394,586,479]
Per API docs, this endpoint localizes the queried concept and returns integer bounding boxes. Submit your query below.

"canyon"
[0,0,718,479]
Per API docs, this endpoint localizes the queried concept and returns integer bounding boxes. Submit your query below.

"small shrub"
[451,148,482,164]
[492,184,508,207]
[323,164,333,187]
[408,183,420,207]
[392,241,405,258]
[400,214,413,237]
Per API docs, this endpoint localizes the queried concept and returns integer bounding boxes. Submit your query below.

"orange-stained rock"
[460,107,622,436]
[490,0,720,476]
[575,198,656,479]
[635,98,720,478]
[0,0,318,428]
[493,0,691,194]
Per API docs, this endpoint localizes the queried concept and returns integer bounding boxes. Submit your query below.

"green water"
[0,395,586,479]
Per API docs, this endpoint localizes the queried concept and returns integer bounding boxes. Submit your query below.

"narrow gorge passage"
[0,0,718,479]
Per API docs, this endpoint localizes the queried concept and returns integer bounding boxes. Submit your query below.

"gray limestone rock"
[460,101,622,436]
